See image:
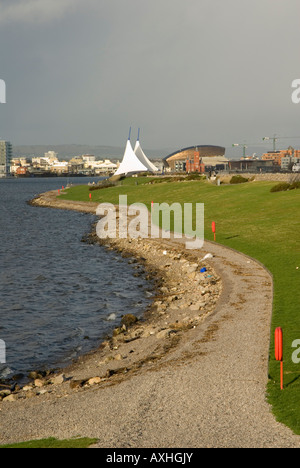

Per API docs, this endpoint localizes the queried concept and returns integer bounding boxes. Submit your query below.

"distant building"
[44,151,58,161]
[164,145,227,173]
[292,163,300,173]
[281,156,300,171]
[0,140,12,177]
[228,159,274,173]
[262,147,300,167]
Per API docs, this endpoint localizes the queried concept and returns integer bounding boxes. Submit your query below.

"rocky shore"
[1,189,300,448]
[2,190,222,403]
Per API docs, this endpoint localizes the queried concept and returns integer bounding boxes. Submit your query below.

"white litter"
[200,253,213,261]
[106,313,117,321]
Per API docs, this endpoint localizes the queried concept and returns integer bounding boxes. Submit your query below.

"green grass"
[60,177,300,434]
[0,437,98,448]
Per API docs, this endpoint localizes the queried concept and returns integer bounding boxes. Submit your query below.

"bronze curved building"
[164,145,226,172]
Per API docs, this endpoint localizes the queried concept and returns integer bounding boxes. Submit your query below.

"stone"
[22,385,33,392]
[34,379,44,388]
[156,329,171,339]
[70,379,86,389]
[50,374,65,385]
[114,354,123,361]
[88,377,102,386]
[190,302,206,311]
[3,394,17,402]
[120,314,138,329]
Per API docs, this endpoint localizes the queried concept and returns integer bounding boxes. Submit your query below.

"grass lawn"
[59,177,300,434]
[0,437,98,448]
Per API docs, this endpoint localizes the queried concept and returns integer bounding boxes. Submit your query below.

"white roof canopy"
[114,137,148,176]
[114,128,157,176]
[134,130,158,172]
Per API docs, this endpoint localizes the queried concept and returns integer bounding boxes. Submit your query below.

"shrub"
[290,181,300,190]
[89,182,116,191]
[270,183,291,193]
[186,173,205,181]
[230,175,249,184]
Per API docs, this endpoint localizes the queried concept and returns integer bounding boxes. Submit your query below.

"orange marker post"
[275,327,283,390]
[89,193,92,201]
[212,222,216,241]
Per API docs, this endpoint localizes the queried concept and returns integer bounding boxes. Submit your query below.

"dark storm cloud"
[0,0,299,153]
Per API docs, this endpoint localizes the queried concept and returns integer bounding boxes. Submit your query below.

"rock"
[120,314,138,329]
[3,394,17,402]
[88,377,102,386]
[190,302,206,311]
[50,374,65,385]
[114,354,123,361]
[34,379,45,388]
[141,326,156,338]
[0,389,11,398]
[22,385,33,392]
[70,379,86,389]
[156,329,171,339]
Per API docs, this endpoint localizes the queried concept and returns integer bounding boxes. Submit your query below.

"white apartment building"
[0,140,12,177]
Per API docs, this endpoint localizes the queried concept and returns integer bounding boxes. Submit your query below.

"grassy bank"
[0,437,98,448]
[59,177,300,434]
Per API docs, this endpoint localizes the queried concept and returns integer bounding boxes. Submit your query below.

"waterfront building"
[0,140,12,177]
[262,147,300,167]
[164,145,227,173]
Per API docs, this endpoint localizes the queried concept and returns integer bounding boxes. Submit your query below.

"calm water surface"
[0,177,153,382]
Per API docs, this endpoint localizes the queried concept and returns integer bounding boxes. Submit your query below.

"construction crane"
[262,134,300,152]
[232,142,258,158]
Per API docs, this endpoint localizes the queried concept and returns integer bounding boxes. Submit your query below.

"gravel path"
[1,193,300,448]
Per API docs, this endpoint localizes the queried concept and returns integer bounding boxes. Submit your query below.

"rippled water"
[0,177,153,382]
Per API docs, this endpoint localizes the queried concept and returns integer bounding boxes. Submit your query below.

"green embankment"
[59,177,300,434]
[0,437,98,448]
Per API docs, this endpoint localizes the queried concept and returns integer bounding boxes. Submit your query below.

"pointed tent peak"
[137,128,140,141]
[128,127,132,141]
[134,136,158,173]
[114,138,148,176]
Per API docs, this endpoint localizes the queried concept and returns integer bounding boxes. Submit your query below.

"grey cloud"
[0,0,299,152]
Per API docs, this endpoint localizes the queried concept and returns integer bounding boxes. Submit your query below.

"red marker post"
[89,193,92,201]
[212,222,216,241]
[275,327,283,390]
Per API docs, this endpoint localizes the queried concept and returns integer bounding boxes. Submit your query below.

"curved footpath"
[1,191,300,448]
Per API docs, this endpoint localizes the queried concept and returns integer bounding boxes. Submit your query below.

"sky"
[0,0,300,156]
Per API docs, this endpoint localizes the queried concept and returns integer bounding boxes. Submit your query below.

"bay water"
[0,177,153,383]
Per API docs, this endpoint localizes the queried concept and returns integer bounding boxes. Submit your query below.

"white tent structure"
[114,128,148,176]
[114,128,157,176]
[134,129,158,173]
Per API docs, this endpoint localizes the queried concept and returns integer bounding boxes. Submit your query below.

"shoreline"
[2,190,222,400]
[1,190,300,447]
